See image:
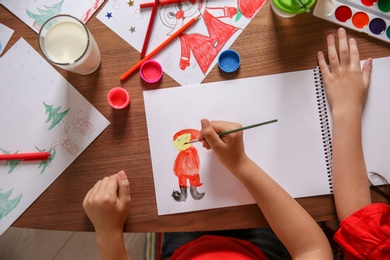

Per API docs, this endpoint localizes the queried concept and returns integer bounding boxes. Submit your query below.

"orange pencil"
[120,15,200,81]
[140,0,159,59]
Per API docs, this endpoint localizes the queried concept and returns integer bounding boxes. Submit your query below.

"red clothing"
[334,203,390,259]
[170,235,266,260]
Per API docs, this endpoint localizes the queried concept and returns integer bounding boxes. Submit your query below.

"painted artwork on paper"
[0,0,105,32]
[172,129,204,202]
[97,0,267,85]
[0,38,110,235]
[0,189,22,220]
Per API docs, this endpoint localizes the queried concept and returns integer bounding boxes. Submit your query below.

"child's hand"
[317,28,372,118]
[198,119,248,172]
[83,171,131,237]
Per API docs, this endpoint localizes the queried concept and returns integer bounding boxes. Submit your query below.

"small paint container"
[107,87,130,109]
[271,0,316,18]
[140,60,163,83]
[218,49,240,73]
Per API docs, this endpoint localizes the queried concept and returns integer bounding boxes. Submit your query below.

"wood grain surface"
[1,1,389,232]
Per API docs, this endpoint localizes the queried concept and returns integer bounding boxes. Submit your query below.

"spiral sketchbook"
[143,56,390,215]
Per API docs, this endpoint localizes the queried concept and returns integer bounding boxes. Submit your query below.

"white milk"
[43,20,101,74]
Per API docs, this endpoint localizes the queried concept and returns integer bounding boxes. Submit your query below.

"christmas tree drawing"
[36,146,56,175]
[0,189,22,220]
[26,0,64,30]
[0,148,22,174]
[43,102,69,130]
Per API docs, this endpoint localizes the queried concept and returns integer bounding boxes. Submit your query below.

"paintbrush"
[184,119,278,145]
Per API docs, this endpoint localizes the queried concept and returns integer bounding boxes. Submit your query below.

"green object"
[272,0,316,14]
[378,0,390,13]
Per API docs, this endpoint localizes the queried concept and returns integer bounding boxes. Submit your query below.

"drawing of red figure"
[172,129,205,202]
[179,9,239,74]
[160,0,266,74]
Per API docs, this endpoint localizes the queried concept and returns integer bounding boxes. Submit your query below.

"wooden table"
[1,2,389,232]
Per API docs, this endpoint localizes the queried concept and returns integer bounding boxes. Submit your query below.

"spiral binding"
[313,67,333,193]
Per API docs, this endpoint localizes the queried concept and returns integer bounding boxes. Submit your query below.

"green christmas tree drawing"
[36,147,56,175]
[0,189,22,220]
[43,102,70,130]
[26,0,64,29]
[0,148,22,174]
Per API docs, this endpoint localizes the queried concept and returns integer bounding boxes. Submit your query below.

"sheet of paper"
[0,23,14,55]
[144,69,331,215]
[0,0,105,33]
[97,0,267,86]
[0,38,110,235]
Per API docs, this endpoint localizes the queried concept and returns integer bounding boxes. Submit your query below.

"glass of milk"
[38,15,101,75]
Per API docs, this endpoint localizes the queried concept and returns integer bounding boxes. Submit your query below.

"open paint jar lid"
[140,60,163,83]
[218,49,240,73]
[107,87,130,109]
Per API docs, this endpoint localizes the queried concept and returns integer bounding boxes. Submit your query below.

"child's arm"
[199,119,333,260]
[317,28,373,222]
[83,171,131,260]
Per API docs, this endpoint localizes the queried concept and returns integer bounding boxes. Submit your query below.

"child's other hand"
[198,119,248,172]
[317,28,372,117]
[83,171,131,237]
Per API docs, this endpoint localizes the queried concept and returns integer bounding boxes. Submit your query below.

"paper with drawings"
[0,0,105,33]
[0,38,110,235]
[97,0,267,86]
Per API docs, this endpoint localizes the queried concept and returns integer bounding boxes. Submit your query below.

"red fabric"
[169,235,267,260]
[334,203,390,259]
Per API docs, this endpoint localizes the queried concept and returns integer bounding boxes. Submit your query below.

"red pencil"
[0,152,51,161]
[140,0,159,59]
[120,15,200,81]
[140,0,187,8]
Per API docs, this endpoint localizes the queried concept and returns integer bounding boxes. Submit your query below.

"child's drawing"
[0,38,110,235]
[172,129,205,202]
[36,147,56,175]
[0,148,21,174]
[0,146,56,175]
[58,132,80,155]
[43,102,69,130]
[26,0,64,30]
[97,0,267,85]
[0,189,22,220]
[177,8,239,74]
[1,0,105,33]
[65,109,95,136]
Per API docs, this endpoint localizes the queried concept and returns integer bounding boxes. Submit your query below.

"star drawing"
[127,0,134,7]
[106,12,113,19]
[129,26,136,33]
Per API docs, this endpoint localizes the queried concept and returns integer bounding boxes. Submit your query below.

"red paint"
[361,0,377,7]
[335,6,352,22]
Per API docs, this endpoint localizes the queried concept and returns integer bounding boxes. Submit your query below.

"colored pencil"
[120,15,200,81]
[140,0,159,59]
[184,119,278,144]
[140,0,187,8]
[0,152,51,161]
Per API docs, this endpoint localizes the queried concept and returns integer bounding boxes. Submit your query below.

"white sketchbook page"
[0,38,110,235]
[97,0,267,86]
[353,57,390,185]
[144,69,330,215]
[0,0,105,33]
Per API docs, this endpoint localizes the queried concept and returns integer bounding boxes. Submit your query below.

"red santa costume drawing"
[172,129,204,202]
[159,0,266,74]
